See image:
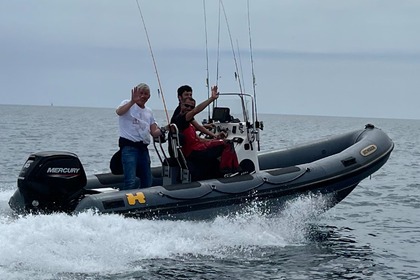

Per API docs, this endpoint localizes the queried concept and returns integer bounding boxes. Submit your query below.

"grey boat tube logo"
[360,144,377,157]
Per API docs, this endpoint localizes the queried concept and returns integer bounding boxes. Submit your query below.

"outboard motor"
[10,151,87,213]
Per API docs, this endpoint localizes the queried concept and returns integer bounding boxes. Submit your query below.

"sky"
[1,0,420,120]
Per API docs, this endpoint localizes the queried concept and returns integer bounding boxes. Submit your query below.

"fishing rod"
[219,0,248,123]
[247,0,258,119]
[207,0,222,114]
[219,0,243,95]
[135,0,170,124]
[203,0,211,121]
[236,38,246,94]
[216,0,221,89]
[247,0,261,151]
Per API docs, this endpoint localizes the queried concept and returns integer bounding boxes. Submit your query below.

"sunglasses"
[183,104,195,109]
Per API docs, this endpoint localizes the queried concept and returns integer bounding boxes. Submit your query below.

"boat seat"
[160,126,191,185]
[167,130,185,160]
[166,126,220,182]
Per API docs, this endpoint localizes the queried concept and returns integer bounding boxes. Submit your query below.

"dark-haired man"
[171,85,216,138]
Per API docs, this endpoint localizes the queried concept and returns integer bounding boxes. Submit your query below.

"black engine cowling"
[12,151,87,213]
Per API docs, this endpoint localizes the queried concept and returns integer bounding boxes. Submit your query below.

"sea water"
[0,104,419,280]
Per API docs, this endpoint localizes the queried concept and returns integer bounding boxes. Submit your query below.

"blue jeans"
[121,145,152,190]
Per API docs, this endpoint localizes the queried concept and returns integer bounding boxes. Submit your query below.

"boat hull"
[9,124,394,220]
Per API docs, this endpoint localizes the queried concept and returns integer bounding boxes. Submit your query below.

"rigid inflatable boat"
[9,93,394,219]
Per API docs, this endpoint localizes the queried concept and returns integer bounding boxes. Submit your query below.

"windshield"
[212,93,254,123]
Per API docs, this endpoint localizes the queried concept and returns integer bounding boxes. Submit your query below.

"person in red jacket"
[173,86,239,179]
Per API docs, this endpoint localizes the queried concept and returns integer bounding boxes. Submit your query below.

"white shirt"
[117,100,156,144]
